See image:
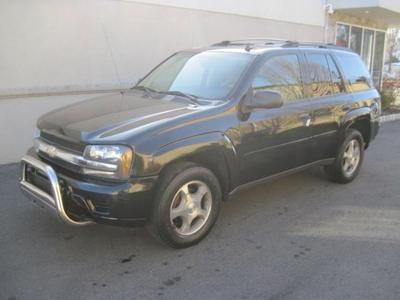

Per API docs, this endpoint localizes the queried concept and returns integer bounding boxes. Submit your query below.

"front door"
[238,53,313,184]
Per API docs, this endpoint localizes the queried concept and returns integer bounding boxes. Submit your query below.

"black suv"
[20,39,380,248]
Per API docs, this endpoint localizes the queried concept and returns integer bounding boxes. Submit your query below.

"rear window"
[335,52,372,92]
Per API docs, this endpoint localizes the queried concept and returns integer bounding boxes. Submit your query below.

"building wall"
[0,93,111,164]
[0,0,325,164]
[130,0,326,27]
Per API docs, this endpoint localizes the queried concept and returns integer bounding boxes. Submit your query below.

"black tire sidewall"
[151,164,222,248]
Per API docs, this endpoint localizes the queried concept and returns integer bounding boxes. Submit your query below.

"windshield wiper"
[131,85,158,93]
[159,90,200,105]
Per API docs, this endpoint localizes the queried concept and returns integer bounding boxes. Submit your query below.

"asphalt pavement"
[1,121,400,300]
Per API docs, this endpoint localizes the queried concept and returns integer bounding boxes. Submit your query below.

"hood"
[37,91,199,143]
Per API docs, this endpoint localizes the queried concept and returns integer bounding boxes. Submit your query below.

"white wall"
[0,0,325,96]
[130,0,326,27]
[0,93,111,164]
[0,0,325,164]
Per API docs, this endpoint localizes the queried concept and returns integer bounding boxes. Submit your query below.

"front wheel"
[148,162,222,248]
[325,129,364,184]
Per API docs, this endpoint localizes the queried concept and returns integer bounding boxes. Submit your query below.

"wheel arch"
[342,107,372,149]
[152,132,240,199]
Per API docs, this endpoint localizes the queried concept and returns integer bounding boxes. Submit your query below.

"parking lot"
[1,120,400,300]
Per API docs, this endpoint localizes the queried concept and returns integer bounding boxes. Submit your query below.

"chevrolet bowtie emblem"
[46,146,57,158]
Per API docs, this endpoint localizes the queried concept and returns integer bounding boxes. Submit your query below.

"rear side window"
[336,52,372,92]
[252,54,304,102]
[326,55,346,94]
[305,53,332,98]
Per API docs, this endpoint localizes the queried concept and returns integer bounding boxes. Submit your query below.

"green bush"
[380,89,397,111]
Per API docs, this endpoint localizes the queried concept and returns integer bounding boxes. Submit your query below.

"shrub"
[381,80,400,111]
[381,90,396,111]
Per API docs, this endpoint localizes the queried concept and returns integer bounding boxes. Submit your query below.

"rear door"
[302,51,352,161]
[238,52,314,184]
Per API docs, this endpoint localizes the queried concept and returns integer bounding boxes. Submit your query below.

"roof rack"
[212,38,292,46]
[211,38,353,52]
[282,41,352,51]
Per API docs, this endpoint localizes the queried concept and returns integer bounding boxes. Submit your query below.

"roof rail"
[211,38,353,52]
[282,41,353,51]
[211,38,292,46]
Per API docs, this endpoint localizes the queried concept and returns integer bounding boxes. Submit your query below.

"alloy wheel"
[169,180,212,236]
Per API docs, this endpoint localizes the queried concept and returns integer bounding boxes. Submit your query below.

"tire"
[325,129,365,184]
[148,162,222,248]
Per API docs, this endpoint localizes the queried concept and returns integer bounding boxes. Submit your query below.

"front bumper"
[19,153,157,226]
[20,155,92,225]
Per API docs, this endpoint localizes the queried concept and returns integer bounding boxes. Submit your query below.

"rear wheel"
[325,129,364,184]
[148,162,222,248]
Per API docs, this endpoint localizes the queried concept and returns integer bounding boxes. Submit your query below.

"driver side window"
[252,54,304,102]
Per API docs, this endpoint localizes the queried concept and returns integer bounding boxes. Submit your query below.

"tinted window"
[305,54,332,98]
[336,52,372,91]
[252,54,304,102]
[138,51,253,99]
[326,55,346,94]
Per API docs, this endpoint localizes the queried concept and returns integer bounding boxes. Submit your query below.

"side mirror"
[245,89,283,110]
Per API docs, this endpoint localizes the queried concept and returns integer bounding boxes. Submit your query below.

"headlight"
[83,145,133,180]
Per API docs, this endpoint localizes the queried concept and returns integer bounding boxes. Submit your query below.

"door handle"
[299,114,312,127]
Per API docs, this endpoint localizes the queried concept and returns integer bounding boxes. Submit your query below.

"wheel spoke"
[192,185,208,208]
[347,142,354,158]
[170,199,186,220]
[343,159,350,171]
[179,215,192,233]
[180,184,190,200]
[197,208,208,219]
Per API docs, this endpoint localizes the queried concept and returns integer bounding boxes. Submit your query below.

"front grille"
[40,131,85,153]
[39,153,82,174]
[37,133,85,175]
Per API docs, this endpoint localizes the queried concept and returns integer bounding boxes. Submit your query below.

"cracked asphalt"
[1,121,400,300]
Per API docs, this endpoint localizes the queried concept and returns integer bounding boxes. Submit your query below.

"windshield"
[137,51,253,100]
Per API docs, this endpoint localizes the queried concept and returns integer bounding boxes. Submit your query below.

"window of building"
[305,54,332,98]
[326,55,346,94]
[335,23,386,88]
[336,24,350,47]
[350,26,362,55]
[336,52,372,92]
[362,29,375,69]
[373,32,386,86]
[252,54,304,102]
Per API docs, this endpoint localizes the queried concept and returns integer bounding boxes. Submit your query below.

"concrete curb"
[380,113,400,123]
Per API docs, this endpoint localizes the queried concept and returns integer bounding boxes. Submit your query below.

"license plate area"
[25,164,52,195]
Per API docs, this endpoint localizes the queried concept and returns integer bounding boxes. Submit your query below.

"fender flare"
[340,107,372,148]
[150,132,240,193]
[342,107,372,130]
